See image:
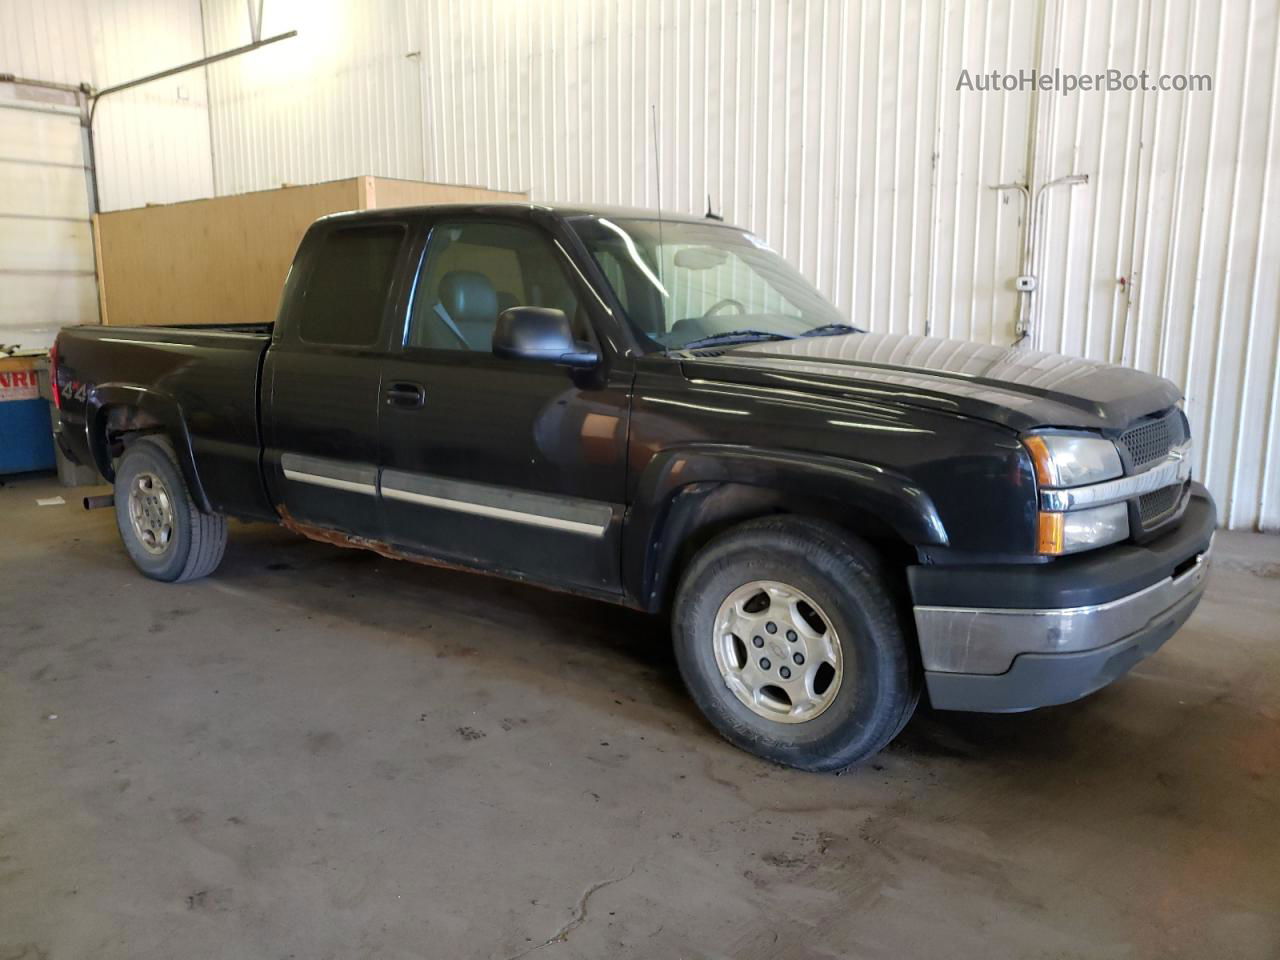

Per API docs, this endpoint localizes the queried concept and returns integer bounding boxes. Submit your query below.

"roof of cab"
[318,201,736,228]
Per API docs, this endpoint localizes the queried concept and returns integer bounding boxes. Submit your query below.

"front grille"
[1119,409,1186,470]
[1117,409,1192,535]
[1138,481,1188,529]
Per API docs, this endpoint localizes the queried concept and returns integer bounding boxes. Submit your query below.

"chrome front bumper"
[915,541,1212,712]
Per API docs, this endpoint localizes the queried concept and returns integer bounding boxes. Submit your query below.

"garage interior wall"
[1,0,218,350]
[5,0,1277,531]
[0,0,215,212]
[200,0,1280,532]
[0,79,100,347]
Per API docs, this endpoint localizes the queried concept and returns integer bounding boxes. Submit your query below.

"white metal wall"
[203,0,1042,350]
[130,1,1280,528]
[0,0,214,211]
[0,83,99,348]
[1033,0,1280,531]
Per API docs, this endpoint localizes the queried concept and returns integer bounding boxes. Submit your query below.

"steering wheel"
[703,298,746,318]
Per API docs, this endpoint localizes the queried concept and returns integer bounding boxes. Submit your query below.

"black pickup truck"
[52,203,1214,771]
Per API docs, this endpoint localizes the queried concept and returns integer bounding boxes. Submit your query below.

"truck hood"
[679,331,1181,432]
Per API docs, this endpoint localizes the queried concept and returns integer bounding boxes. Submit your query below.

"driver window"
[406,222,585,351]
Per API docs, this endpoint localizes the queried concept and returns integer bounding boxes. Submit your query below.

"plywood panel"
[96,178,360,328]
[363,176,526,210]
[95,177,529,328]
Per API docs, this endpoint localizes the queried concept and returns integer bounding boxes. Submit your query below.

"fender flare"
[624,444,948,611]
[86,384,211,512]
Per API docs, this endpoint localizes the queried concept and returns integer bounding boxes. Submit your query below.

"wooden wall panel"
[361,176,525,211]
[95,177,525,327]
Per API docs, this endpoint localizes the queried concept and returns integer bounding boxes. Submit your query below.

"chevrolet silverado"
[51,203,1214,771]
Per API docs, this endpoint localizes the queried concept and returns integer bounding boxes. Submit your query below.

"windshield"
[571,217,849,350]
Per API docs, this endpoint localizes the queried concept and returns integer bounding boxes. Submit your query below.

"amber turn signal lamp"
[1037,512,1065,555]
[1034,512,1064,555]
[1023,435,1054,486]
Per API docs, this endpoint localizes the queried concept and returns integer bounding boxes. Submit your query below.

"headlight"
[1037,502,1130,555]
[1024,432,1127,555]
[1023,433,1123,487]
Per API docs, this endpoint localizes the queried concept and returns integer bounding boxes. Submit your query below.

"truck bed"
[68,322,274,340]
[53,322,275,521]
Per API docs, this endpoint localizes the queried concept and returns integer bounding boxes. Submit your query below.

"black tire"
[113,435,227,582]
[672,516,919,772]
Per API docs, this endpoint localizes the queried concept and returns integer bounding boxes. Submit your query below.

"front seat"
[434,271,498,350]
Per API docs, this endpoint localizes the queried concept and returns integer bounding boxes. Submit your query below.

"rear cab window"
[297,223,406,347]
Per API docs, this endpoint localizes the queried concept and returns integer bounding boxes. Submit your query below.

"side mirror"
[492,307,599,369]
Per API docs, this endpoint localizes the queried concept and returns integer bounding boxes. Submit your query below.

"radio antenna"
[650,103,662,214]
[650,103,666,293]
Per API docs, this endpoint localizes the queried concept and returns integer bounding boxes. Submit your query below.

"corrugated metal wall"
[198,0,1280,530]
[1033,0,1280,531]
[0,0,214,211]
[11,0,1275,529]
[0,85,100,346]
[202,0,1043,350]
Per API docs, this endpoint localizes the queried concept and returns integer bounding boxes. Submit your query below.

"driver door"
[376,215,632,595]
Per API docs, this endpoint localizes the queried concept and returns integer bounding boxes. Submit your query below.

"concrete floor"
[2,472,1278,960]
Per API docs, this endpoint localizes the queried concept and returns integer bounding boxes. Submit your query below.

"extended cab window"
[406,221,585,351]
[297,224,405,346]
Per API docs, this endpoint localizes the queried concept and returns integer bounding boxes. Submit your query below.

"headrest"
[439,271,497,324]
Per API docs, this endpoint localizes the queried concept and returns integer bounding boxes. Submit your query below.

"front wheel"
[113,436,227,582]
[673,517,919,772]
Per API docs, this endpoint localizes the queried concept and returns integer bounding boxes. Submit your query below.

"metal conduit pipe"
[85,30,297,210]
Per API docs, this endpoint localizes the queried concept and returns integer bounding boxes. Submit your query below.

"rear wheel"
[673,516,919,772]
[113,436,227,582]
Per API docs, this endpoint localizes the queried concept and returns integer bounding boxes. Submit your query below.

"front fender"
[87,384,211,512]
[624,444,947,611]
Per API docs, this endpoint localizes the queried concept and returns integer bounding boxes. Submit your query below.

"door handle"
[385,382,425,408]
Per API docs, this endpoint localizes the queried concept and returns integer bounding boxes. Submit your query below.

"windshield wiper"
[799,323,862,338]
[676,329,798,351]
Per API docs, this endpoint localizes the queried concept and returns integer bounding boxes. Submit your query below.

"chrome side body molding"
[380,470,612,537]
[279,454,613,538]
[281,453,377,495]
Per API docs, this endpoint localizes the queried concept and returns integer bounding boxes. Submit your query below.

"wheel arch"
[88,385,211,512]
[625,445,947,613]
